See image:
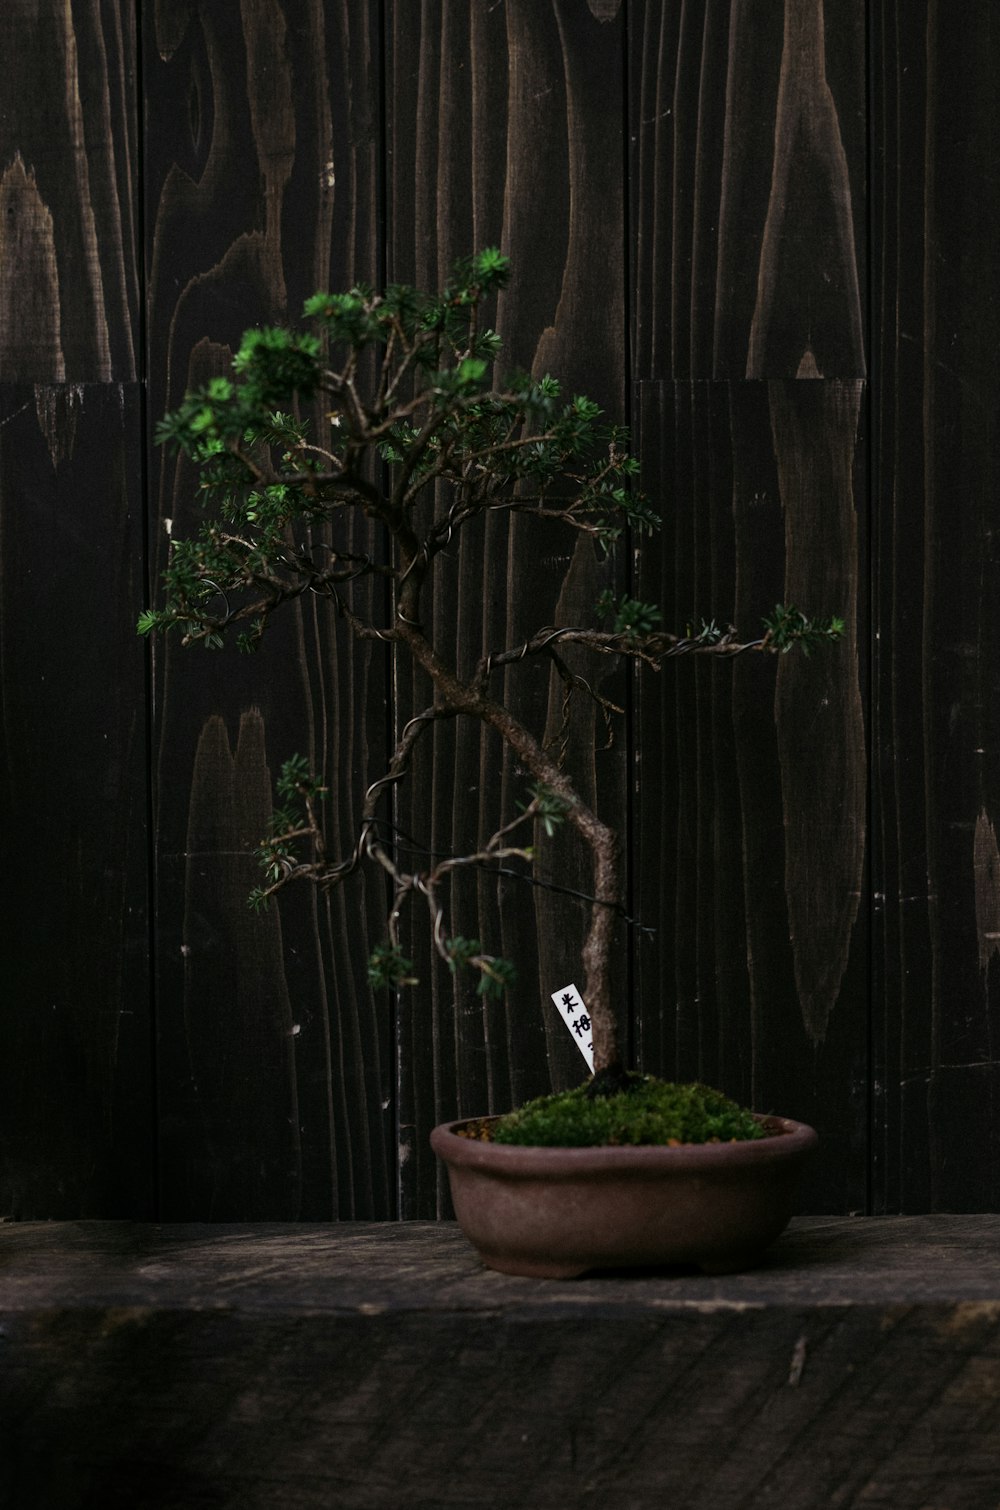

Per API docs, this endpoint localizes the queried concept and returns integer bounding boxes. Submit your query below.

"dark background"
[1,0,997,1222]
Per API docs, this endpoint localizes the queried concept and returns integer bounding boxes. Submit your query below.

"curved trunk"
[485,699,624,1070]
[395,624,624,1069]
[578,824,624,1072]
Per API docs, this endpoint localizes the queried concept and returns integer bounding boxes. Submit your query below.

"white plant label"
[551,984,594,1072]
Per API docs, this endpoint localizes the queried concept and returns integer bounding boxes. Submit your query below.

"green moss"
[490,1076,766,1148]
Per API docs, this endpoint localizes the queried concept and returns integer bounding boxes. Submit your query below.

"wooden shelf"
[3,1217,999,1508]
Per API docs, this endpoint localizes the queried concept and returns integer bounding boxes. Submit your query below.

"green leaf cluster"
[140,249,661,652]
[764,604,845,654]
[250,755,326,898]
[443,938,517,998]
[475,955,517,1000]
[303,247,510,360]
[519,783,570,838]
[233,328,323,408]
[367,941,418,991]
[596,590,663,641]
[275,752,325,802]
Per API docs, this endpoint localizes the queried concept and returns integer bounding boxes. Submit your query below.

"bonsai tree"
[141,249,840,1092]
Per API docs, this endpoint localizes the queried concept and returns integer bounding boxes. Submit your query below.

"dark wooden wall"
[1,0,997,1221]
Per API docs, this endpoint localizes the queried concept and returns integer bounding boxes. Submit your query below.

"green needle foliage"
[762,603,845,653]
[596,589,663,642]
[368,941,418,992]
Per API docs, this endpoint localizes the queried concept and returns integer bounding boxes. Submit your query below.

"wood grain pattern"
[2,1,999,1221]
[871,0,1000,1211]
[0,3,147,1218]
[0,386,152,1218]
[387,0,629,1215]
[145,0,393,1218]
[634,380,869,1212]
[4,1219,1000,1509]
[630,0,866,379]
[769,380,866,1046]
[9,1214,1000,1307]
[630,0,869,1212]
[0,1,139,381]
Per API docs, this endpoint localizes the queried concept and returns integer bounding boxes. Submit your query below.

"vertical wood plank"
[387,0,629,1214]
[631,0,867,381]
[630,0,869,1211]
[634,380,869,1210]
[144,0,393,1218]
[0,386,152,1217]
[0,2,149,1216]
[871,0,1000,1210]
[0,0,140,381]
[4,0,998,1221]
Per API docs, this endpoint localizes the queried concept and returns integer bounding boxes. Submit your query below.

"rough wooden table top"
[4,1215,1000,1310]
[4,1218,1000,1510]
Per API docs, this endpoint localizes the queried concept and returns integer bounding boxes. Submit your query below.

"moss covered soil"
[458,1076,770,1148]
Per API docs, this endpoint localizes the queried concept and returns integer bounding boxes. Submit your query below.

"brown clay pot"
[431,1113,818,1278]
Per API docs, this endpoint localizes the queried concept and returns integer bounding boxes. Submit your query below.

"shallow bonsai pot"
[431,1113,817,1278]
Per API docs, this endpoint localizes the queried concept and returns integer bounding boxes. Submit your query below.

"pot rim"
[431,1112,818,1174]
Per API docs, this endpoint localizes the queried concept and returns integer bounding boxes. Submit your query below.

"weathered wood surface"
[630,0,867,381]
[386,0,631,1215]
[5,1215,1000,1307]
[0,388,152,1219]
[2,0,1000,1224]
[3,1219,1000,1509]
[628,0,870,1213]
[634,380,868,1213]
[0,1,139,381]
[870,2,1000,1212]
[144,0,393,1220]
[0,0,150,1219]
